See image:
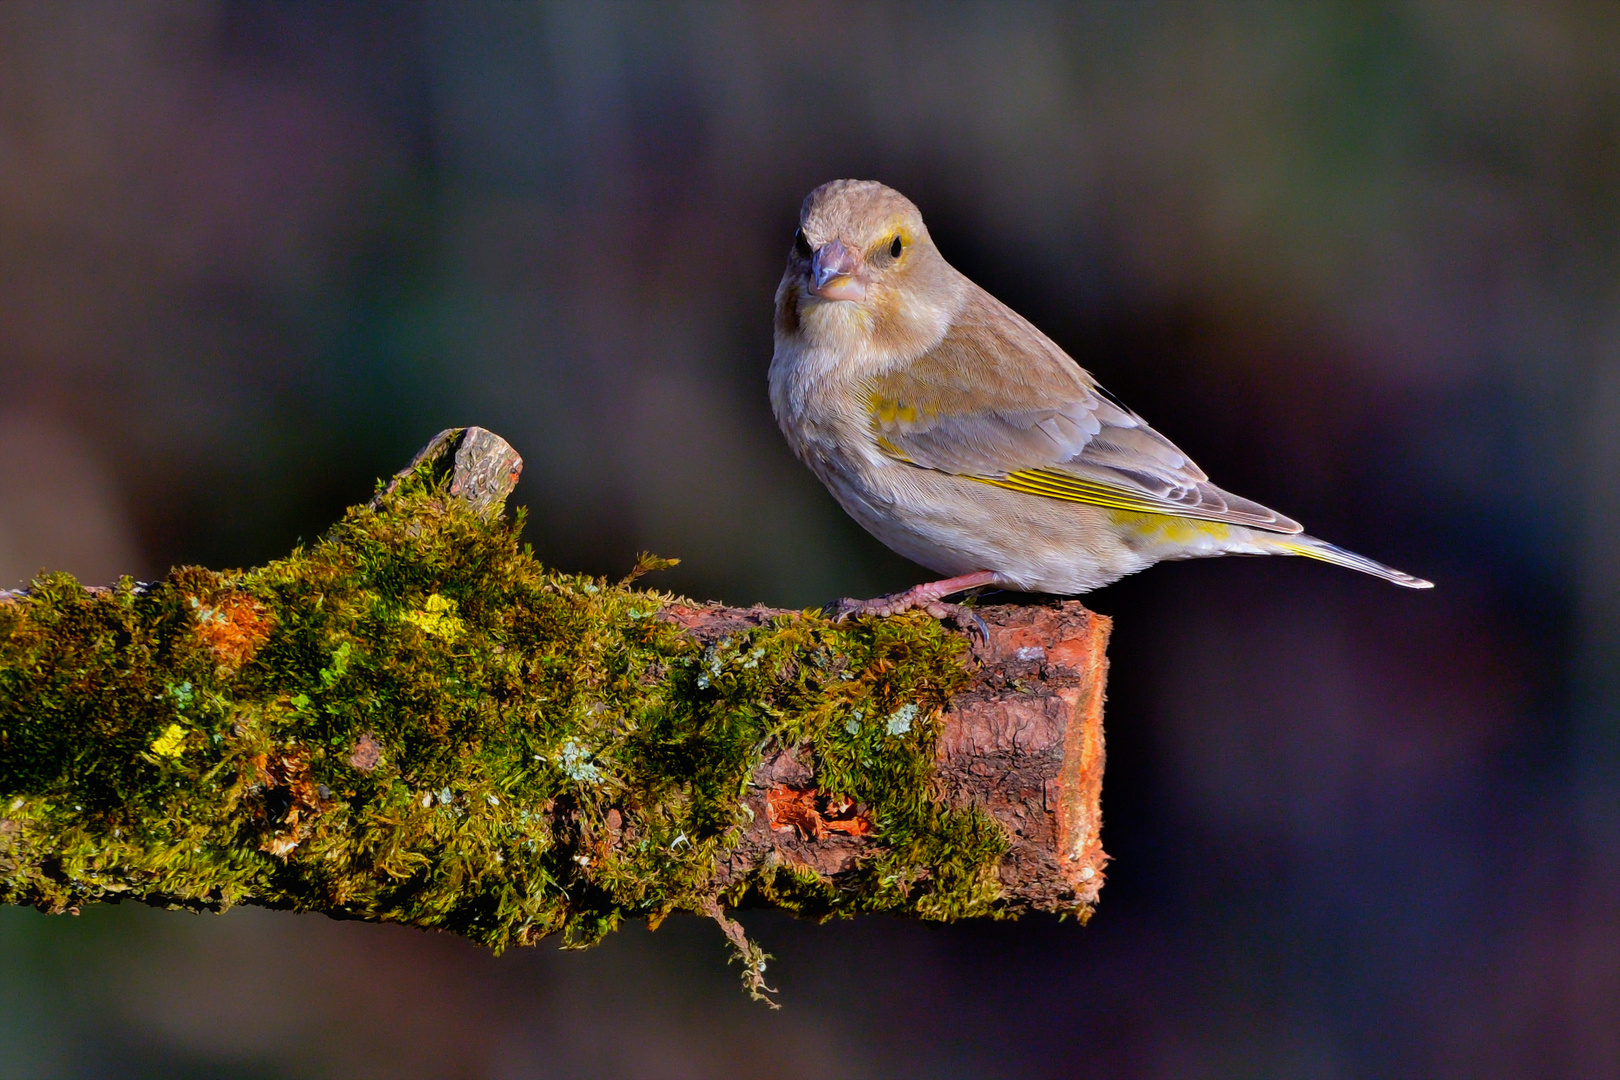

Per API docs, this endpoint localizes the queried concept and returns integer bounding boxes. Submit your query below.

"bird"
[768,179,1431,624]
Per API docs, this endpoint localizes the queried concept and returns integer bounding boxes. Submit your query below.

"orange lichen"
[766,786,871,840]
[190,592,273,668]
[251,750,330,858]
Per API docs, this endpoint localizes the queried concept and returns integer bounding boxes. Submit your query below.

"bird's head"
[776,179,962,361]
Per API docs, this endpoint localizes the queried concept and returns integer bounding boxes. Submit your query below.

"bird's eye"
[794,229,813,258]
[890,236,903,259]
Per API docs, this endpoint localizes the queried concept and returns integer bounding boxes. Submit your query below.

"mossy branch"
[0,428,1109,1003]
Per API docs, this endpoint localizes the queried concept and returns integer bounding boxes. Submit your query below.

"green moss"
[0,464,1003,968]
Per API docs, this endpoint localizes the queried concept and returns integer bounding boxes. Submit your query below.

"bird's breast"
[770,338,898,497]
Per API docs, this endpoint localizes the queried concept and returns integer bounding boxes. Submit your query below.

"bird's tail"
[1265,534,1433,589]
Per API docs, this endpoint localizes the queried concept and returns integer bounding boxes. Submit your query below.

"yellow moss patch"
[149,724,187,758]
[401,593,464,638]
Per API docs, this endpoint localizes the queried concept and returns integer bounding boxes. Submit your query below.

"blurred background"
[1,2,1616,1076]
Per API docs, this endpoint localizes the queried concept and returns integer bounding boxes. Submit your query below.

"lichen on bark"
[0,452,1011,1000]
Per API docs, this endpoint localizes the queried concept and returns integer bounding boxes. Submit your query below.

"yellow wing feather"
[968,468,1195,516]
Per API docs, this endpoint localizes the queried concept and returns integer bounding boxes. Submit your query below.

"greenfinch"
[769,179,1431,620]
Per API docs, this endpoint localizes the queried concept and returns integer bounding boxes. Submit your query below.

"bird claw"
[825,595,899,621]
[924,602,990,644]
[825,593,988,643]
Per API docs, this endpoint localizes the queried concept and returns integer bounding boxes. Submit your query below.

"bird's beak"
[810,239,867,302]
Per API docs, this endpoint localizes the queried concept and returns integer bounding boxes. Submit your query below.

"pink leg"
[828,570,1000,635]
[893,571,1000,608]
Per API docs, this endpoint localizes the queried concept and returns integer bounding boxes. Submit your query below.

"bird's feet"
[830,595,989,641]
[825,571,998,641]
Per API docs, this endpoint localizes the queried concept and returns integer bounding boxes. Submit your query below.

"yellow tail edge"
[1274,537,1433,589]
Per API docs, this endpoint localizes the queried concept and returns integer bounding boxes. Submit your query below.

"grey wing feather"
[873,297,1303,533]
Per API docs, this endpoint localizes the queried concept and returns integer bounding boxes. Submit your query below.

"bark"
[0,428,1109,1001]
[666,600,1109,913]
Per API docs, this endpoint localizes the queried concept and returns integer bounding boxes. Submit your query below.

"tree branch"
[0,428,1108,1001]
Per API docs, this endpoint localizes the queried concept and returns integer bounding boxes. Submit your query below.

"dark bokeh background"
[3,3,1617,1076]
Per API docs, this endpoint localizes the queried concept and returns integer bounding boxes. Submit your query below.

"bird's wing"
[867,292,1302,533]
